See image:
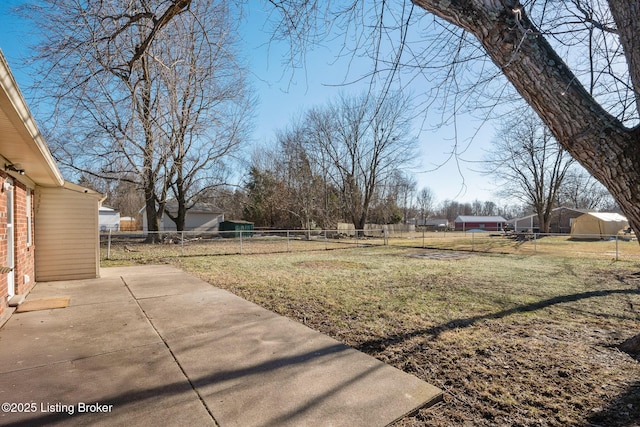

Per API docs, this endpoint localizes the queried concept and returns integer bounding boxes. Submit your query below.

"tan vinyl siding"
[34,186,100,281]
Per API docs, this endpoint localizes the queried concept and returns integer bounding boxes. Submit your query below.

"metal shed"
[219,220,254,238]
[511,207,588,233]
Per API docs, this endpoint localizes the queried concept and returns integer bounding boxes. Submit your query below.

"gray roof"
[510,207,590,222]
[164,200,224,215]
[423,218,449,225]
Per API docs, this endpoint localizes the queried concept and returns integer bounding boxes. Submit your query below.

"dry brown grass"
[101,232,640,263]
[103,242,640,425]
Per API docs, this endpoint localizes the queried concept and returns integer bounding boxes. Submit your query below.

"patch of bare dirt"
[376,319,640,427]
[294,260,367,269]
[406,251,473,261]
[289,271,640,426]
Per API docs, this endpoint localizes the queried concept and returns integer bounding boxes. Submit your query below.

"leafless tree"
[24,0,252,235]
[558,169,617,211]
[389,170,417,224]
[275,126,326,231]
[158,7,253,230]
[486,112,575,233]
[266,0,640,243]
[483,200,497,216]
[436,200,473,222]
[471,200,484,216]
[303,92,417,232]
[242,127,339,230]
[469,199,498,216]
[199,185,247,221]
[416,187,436,225]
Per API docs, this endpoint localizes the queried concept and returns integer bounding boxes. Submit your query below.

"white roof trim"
[0,49,64,187]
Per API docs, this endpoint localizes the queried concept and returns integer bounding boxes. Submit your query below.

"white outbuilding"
[99,206,121,232]
[570,212,628,239]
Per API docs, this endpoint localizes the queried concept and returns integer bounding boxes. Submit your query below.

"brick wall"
[0,171,7,317]
[13,180,35,295]
[0,171,36,317]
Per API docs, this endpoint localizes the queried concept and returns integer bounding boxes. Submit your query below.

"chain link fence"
[100,228,640,262]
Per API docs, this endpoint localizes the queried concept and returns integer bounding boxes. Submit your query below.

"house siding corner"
[34,186,100,282]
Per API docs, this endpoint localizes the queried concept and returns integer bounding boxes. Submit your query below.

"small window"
[26,189,32,246]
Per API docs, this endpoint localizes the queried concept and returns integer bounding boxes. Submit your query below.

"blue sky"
[0,1,499,205]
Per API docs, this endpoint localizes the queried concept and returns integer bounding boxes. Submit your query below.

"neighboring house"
[0,51,103,325]
[511,207,589,233]
[454,216,508,232]
[99,206,120,231]
[419,218,449,230]
[570,212,628,239]
[142,201,225,233]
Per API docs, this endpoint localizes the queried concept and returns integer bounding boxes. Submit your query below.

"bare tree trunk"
[414,0,640,238]
[144,191,161,243]
[166,170,187,232]
[355,213,367,237]
[140,52,162,244]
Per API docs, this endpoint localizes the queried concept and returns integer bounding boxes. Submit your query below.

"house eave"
[0,50,64,187]
[63,181,106,202]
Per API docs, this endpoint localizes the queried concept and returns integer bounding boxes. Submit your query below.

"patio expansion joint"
[0,342,164,375]
[119,275,220,427]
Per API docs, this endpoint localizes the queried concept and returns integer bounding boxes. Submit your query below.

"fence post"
[181,231,184,256]
[287,230,290,252]
[616,235,619,261]
[471,232,474,252]
[324,229,327,250]
[107,229,111,260]
[239,230,243,254]
[422,227,425,248]
[534,233,537,254]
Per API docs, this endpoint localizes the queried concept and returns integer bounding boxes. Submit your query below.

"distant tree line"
[93,104,618,230]
[241,91,418,231]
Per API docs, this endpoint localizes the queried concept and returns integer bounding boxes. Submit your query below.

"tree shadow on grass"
[356,287,640,354]
[354,286,640,426]
[586,380,640,427]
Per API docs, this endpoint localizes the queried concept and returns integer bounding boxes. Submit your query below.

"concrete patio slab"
[120,270,215,300]
[138,287,442,426]
[0,265,442,426]
[167,315,441,427]
[0,343,213,426]
[100,265,181,278]
[136,288,273,341]
[0,300,160,372]
[24,276,131,306]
